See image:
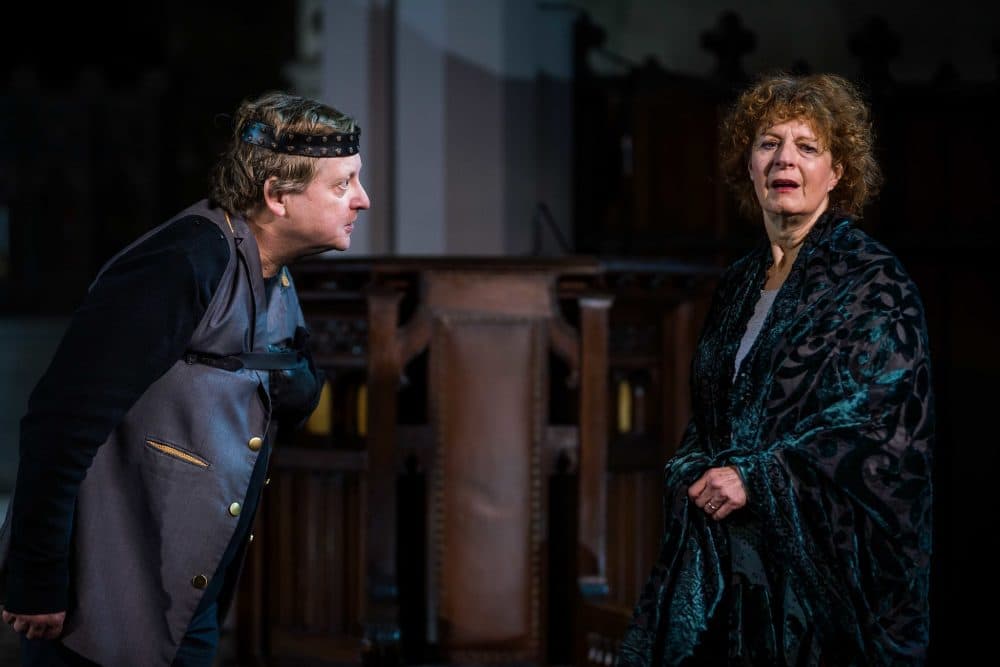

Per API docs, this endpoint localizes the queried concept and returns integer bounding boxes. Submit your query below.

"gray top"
[733,288,779,380]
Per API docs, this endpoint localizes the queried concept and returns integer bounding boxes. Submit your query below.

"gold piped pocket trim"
[145,439,210,469]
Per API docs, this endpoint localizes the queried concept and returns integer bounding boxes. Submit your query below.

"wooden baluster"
[364,286,403,664]
[577,294,613,594]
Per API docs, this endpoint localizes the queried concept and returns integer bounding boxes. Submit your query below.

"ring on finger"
[705,501,718,512]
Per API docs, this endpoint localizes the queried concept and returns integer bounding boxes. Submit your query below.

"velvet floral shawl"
[618,211,934,666]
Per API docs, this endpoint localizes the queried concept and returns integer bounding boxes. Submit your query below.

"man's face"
[282,154,370,253]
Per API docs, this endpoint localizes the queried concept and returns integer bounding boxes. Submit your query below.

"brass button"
[191,574,209,589]
[264,477,271,487]
[280,271,290,288]
[248,436,263,451]
[229,502,242,517]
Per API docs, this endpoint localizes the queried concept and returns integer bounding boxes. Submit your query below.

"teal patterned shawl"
[618,210,934,666]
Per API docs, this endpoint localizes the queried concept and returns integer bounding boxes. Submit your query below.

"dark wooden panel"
[238,456,365,665]
[606,471,663,609]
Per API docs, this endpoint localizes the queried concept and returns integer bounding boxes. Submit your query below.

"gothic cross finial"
[700,11,756,85]
[847,16,900,91]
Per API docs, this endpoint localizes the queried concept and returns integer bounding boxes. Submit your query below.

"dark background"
[1,2,997,664]
[0,1,296,313]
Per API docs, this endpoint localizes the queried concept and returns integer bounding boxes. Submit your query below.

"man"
[0,91,370,666]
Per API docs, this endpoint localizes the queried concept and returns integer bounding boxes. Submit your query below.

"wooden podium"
[234,257,716,666]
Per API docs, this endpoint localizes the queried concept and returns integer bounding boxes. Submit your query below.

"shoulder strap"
[183,350,301,372]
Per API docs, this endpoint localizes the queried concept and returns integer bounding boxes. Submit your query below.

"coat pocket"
[145,438,211,469]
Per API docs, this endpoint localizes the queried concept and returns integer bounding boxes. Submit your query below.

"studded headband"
[240,120,360,157]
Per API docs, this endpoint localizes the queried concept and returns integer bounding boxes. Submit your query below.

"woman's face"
[748,118,842,222]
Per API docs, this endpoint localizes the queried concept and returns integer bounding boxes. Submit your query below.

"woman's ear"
[829,163,844,191]
[263,176,286,217]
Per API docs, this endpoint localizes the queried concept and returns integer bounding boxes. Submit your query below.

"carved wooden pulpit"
[234,257,714,666]
[365,261,610,664]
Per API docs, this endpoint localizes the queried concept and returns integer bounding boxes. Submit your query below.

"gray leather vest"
[5,200,305,666]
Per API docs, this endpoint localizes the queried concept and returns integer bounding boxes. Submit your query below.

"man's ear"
[263,176,287,217]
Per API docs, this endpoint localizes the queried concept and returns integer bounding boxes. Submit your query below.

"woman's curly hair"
[719,72,883,218]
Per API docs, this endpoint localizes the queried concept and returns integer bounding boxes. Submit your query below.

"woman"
[618,73,933,666]
[0,91,369,666]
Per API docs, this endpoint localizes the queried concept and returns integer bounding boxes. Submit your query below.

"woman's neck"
[762,207,826,250]
[760,207,827,290]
